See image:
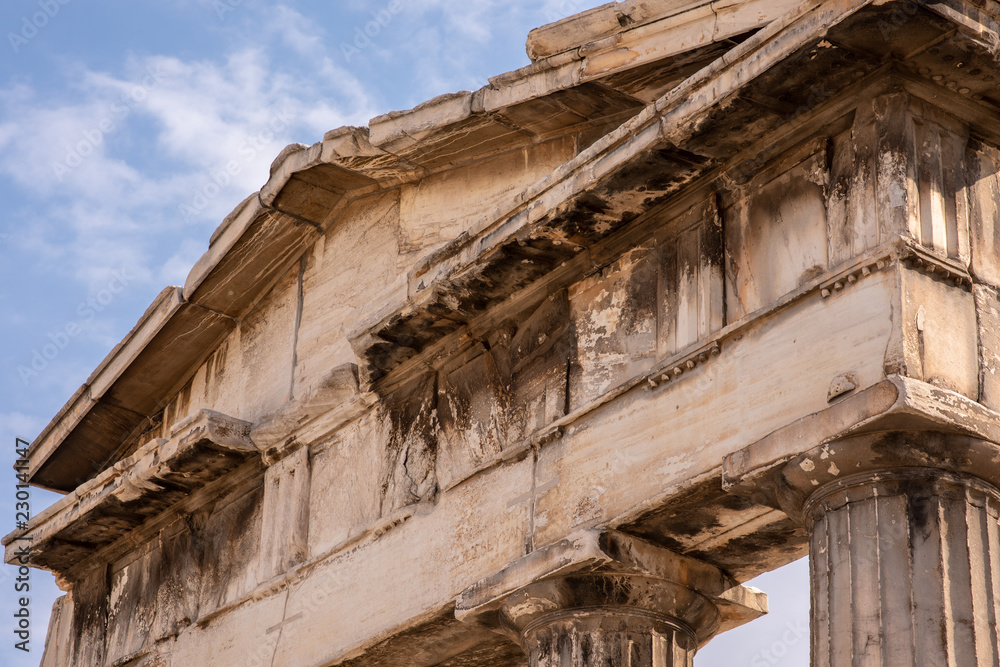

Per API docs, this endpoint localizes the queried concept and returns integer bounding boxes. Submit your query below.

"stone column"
[500,573,707,666]
[456,530,768,667]
[776,432,1000,667]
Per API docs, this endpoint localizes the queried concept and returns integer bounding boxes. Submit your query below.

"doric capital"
[456,530,767,649]
[496,572,714,663]
[774,431,1000,524]
[724,376,1000,519]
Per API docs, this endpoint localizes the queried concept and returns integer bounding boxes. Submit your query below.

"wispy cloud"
[404,0,499,42]
[0,10,379,294]
[0,412,40,443]
[266,4,325,57]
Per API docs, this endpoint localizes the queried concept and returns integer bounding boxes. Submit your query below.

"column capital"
[498,573,716,650]
[455,530,767,647]
[775,431,1000,523]
[723,375,1000,516]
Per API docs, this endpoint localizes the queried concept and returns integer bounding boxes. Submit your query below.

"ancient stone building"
[8,0,1000,664]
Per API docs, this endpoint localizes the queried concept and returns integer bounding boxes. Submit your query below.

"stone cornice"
[350,0,887,386]
[4,410,259,573]
[26,289,237,492]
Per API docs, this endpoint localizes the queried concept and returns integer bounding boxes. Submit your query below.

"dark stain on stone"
[339,607,522,666]
[380,372,439,511]
[905,487,934,539]
[622,476,729,540]
[70,566,110,666]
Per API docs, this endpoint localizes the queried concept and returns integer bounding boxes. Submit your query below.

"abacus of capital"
[8,0,1000,665]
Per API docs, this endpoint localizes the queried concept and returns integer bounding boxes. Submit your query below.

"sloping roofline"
[28,0,1000,491]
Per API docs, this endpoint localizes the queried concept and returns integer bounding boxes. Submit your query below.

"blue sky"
[0,1,809,665]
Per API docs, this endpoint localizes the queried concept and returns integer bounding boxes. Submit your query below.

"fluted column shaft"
[806,468,1000,667]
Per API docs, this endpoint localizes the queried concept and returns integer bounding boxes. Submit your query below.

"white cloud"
[404,0,498,42]
[159,238,205,285]
[539,0,604,24]
[0,412,41,444]
[0,0,588,302]
[0,18,380,294]
[266,4,326,57]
